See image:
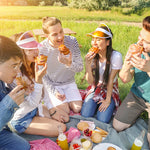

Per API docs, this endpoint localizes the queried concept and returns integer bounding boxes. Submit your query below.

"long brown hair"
[10,32,35,83]
[91,27,113,87]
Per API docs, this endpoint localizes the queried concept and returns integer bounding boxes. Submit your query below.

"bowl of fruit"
[83,127,93,138]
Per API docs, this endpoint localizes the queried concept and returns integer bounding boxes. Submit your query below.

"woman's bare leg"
[24,116,66,137]
[56,102,70,114]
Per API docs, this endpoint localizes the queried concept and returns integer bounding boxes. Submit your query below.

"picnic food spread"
[58,44,70,55]
[35,54,48,66]
[57,121,109,149]
[88,47,99,54]
[75,121,108,149]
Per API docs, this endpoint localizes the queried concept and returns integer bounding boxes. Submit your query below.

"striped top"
[40,35,83,94]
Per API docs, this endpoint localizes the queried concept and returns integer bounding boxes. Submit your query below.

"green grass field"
[0,6,150,22]
[0,6,144,101]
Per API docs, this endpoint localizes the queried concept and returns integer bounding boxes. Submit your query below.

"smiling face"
[0,57,22,84]
[47,23,64,48]
[140,28,150,53]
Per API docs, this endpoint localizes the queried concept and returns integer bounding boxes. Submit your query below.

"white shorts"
[43,82,82,109]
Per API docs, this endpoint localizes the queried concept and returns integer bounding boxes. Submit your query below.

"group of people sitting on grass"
[0,15,150,149]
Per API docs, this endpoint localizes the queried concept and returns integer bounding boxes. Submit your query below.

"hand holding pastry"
[127,44,143,58]
[9,85,25,105]
[35,54,48,66]
[16,76,28,90]
[88,47,99,54]
[35,63,47,84]
[58,51,72,67]
[86,47,98,62]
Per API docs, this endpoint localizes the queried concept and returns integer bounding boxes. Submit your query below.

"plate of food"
[93,143,122,150]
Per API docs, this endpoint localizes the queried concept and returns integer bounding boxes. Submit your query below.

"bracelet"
[50,110,57,117]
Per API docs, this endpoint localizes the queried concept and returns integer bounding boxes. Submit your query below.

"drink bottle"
[131,130,145,150]
[56,125,69,150]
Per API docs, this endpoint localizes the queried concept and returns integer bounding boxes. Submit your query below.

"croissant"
[16,77,28,90]
[58,44,70,55]
[128,44,143,55]
[89,47,99,54]
[35,54,48,66]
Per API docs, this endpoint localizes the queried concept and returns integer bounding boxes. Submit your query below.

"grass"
[0,5,144,101]
[0,6,150,22]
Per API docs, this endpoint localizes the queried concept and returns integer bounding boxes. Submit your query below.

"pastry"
[16,76,28,90]
[89,47,99,54]
[77,122,89,131]
[96,127,108,137]
[58,44,70,55]
[35,54,48,66]
[91,132,102,143]
[107,146,116,150]
[128,44,143,55]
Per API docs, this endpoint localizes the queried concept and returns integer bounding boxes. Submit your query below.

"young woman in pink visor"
[9,31,66,137]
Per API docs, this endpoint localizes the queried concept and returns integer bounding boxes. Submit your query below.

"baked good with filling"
[89,47,99,54]
[58,44,70,55]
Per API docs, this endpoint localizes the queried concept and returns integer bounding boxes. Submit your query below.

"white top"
[99,51,122,83]
[10,76,43,120]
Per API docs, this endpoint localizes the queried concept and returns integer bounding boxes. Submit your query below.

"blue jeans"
[0,127,30,150]
[10,108,38,133]
[81,92,115,123]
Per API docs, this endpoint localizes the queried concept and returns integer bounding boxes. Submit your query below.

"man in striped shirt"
[39,17,83,123]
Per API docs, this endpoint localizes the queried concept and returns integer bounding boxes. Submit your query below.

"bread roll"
[107,146,116,150]
[77,122,89,131]
[91,132,102,143]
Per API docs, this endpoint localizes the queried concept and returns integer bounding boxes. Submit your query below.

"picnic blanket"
[19,115,149,150]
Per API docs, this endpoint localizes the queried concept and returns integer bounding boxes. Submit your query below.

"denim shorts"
[10,108,38,133]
